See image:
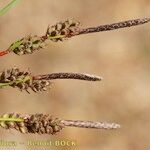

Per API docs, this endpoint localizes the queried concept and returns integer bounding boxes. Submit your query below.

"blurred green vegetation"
[0,0,21,17]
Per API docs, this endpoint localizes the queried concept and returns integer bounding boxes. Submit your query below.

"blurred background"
[0,0,150,149]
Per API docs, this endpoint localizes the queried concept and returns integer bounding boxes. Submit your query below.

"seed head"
[0,113,64,135]
[46,19,80,41]
[8,35,46,55]
[0,67,51,92]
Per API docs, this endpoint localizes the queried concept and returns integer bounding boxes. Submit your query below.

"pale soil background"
[0,0,150,150]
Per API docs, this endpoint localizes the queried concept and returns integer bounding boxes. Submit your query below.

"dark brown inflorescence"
[0,67,102,92]
[0,67,51,92]
[0,113,64,135]
[46,19,80,41]
[8,35,46,55]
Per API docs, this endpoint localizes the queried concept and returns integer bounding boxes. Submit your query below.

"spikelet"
[46,19,80,42]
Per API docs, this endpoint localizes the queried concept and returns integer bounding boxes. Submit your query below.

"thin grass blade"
[0,0,21,17]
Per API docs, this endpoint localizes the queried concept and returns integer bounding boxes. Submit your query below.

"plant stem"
[0,82,11,88]
[48,35,65,40]
[0,118,23,122]
[0,50,10,56]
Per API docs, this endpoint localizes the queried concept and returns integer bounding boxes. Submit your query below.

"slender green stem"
[0,82,10,88]
[0,118,23,122]
[48,35,65,40]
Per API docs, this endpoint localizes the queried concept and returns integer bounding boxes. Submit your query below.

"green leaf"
[10,39,23,51]
[0,0,21,17]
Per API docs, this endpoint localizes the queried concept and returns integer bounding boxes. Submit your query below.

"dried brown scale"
[78,18,150,35]
[46,19,80,41]
[31,80,51,92]
[8,35,46,55]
